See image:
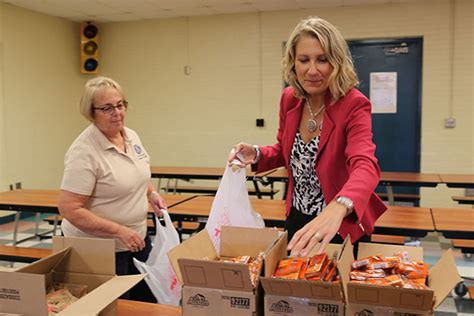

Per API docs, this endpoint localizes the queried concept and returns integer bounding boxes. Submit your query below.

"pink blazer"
[254,87,387,242]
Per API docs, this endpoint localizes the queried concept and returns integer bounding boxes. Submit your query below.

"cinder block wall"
[0,0,471,208]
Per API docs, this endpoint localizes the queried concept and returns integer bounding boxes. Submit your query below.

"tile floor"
[0,212,473,315]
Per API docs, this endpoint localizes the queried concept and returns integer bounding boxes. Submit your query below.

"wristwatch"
[336,196,354,215]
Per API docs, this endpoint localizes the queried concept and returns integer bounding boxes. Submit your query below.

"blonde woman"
[229,17,386,256]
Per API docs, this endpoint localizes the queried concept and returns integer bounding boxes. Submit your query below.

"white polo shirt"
[61,124,151,252]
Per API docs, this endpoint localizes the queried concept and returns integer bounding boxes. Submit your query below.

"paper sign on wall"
[370,72,397,113]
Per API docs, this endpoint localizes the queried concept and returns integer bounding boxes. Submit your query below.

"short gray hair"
[79,76,125,121]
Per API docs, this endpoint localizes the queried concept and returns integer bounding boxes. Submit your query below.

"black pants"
[115,234,157,303]
[285,207,369,258]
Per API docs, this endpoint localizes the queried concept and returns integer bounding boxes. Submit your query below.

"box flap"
[220,226,279,257]
[53,236,115,276]
[60,274,144,315]
[347,282,434,311]
[264,232,287,278]
[337,237,353,303]
[0,271,48,316]
[168,230,216,284]
[261,277,343,301]
[178,258,254,291]
[16,247,70,274]
[429,248,462,309]
[357,242,423,261]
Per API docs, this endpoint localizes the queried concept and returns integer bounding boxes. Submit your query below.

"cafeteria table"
[431,208,474,240]
[439,174,474,188]
[168,196,436,238]
[0,189,195,244]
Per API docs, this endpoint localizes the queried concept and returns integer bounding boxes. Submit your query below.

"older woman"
[58,76,166,302]
[229,17,386,256]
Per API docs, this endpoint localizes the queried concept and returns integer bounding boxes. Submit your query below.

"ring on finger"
[313,232,321,239]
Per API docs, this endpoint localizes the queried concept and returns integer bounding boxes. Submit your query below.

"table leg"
[252,179,262,199]
[386,185,395,206]
[34,212,41,237]
[13,211,21,245]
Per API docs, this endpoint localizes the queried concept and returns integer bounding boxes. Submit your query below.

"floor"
[0,212,473,315]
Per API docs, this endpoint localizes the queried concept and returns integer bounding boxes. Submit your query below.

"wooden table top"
[379,172,441,187]
[255,168,442,188]
[168,195,286,222]
[439,174,474,188]
[0,189,195,213]
[375,206,434,231]
[0,189,59,212]
[432,208,474,234]
[168,197,435,236]
[451,196,474,205]
[151,166,256,180]
[117,300,181,315]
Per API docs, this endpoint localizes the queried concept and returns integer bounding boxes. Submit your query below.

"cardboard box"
[0,236,143,316]
[346,242,462,316]
[260,235,353,316]
[168,226,282,316]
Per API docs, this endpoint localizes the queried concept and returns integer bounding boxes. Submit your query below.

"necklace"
[306,99,325,133]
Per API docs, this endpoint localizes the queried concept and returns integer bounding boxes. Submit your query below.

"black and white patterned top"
[290,130,325,216]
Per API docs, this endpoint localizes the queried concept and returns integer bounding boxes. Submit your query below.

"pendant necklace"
[306,99,325,133]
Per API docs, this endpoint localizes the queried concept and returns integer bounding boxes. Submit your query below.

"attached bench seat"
[45,215,157,235]
[370,234,406,245]
[162,185,279,197]
[451,196,474,205]
[0,245,52,263]
[377,193,420,203]
[45,215,199,240]
[452,239,474,254]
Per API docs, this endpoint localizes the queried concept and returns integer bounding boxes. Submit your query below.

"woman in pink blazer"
[228,17,386,256]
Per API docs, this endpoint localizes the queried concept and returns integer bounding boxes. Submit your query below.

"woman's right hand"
[117,225,145,252]
[227,142,257,167]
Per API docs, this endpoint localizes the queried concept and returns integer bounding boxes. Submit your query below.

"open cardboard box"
[168,226,283,316]
[260,235,353,316]
[0,236,143,316]
[346,242,462,315]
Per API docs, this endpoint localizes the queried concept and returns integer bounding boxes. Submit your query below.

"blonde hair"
[79,76,125,121]
[282,16,359,101]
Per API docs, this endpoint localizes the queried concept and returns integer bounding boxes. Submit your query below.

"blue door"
[348,38,423,199]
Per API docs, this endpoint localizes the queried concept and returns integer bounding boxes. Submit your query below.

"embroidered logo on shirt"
[134,144,142,154]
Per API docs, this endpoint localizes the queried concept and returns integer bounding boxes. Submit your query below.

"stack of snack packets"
[350,251,428,289]
[218,251,265,288]
[272,252,340,283]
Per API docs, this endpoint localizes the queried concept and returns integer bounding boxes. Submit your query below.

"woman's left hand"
[287,201,347,256]
[149,192,167,216]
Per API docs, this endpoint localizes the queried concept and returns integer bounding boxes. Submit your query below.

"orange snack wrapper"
[384,274,404,287]
[351,255,384,270]
[350,269,386,281]
[248,251,264,288]
[298,260,308,280]
[323,259,337,282]
[273,258,305,280]
[305,253,328,279]
[403,280,429,290]
[407,262,428,279]
[354,278,390,286]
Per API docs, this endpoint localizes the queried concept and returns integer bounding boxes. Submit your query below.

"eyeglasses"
[93,100,128,115]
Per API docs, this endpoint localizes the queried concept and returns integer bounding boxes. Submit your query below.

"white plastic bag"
[133,210,181,306]
[205,165,265,254]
